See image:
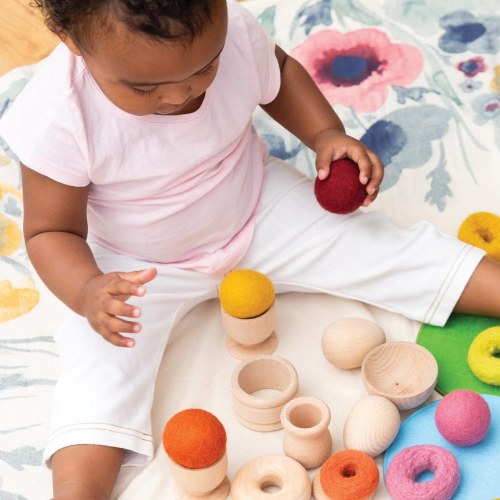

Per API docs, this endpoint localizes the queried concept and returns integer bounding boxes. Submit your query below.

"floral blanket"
[1,0,499,498]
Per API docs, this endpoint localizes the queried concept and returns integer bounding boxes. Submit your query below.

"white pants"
[43,158,484,466]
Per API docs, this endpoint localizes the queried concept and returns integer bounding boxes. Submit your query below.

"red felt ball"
[163,409,227,469]
[314,159,367,214]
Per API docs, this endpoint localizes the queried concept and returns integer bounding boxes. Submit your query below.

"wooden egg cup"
[312,471,375,500]
[222,303,278,360]
[280,396,332,469]
[231,355,299,431]
[231,455,311,500]
[168,451,230,499]
[361,341,438,410]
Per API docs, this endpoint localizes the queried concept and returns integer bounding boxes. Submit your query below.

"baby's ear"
[59,32,83,57]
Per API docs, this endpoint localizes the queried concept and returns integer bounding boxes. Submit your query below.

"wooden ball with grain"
[343,395,400,457]
[321,318,386,369]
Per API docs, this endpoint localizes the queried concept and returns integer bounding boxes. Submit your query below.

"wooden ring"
[231,455,311,500]
[231,355,299,431]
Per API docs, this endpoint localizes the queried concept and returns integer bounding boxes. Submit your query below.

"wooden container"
[231,355,299,431]
[168,451,230,499]
[280,396,332,468]
[361,342,438,410]
[231,455,311,500]
[222,303,278,359]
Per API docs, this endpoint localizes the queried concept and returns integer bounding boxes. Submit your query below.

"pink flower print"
[291,29,424,112]
[456,56,487,77]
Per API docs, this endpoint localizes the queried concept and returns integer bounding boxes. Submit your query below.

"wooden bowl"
[361,342,438,410]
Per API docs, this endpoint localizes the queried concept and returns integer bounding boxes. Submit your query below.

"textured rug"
[1,0,500,498]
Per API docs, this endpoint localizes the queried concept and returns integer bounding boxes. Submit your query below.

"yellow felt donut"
[458,212,500,262]
[468,326,500,386]
[231,455,311,500]
[219,269,274,319]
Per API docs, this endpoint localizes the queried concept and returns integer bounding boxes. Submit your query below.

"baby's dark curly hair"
[32,0,215,51]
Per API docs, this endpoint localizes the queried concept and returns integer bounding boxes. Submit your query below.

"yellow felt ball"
[458,212,500,262]
[219,269,274,319]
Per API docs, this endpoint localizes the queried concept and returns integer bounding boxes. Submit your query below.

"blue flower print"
[261,133,305,161]
[472,93,500,124]
[459,79,483,93]
[0,79,29,119]
[291,0,333,37]
[471,92,500,150]
[439,11,500,54]
[360,105,452,190]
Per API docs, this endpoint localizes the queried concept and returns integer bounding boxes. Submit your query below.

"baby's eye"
[131,87,157,97]
[198,62,217,75]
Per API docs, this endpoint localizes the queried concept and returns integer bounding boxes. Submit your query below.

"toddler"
[1,0,499,498]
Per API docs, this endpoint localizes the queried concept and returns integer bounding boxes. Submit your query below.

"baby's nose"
[160,85,192,106]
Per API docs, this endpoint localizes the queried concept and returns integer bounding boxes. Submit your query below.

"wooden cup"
[168,451,230,499]
[221,302,278,359]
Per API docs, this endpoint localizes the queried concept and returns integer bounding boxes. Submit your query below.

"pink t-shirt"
[0,2,281,274]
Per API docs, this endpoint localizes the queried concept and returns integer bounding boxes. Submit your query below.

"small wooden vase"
[231,355,299,431]
[280,396,332,469]
[168,451,230,499]
[222,302,278,359]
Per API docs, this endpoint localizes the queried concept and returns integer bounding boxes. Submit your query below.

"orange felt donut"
[163,409,227,469]
[320,450,379,500]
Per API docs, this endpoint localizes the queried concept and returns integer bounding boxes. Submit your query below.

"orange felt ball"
[163,409,227,469]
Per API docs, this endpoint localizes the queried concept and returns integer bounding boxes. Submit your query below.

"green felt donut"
[417,314,500,396]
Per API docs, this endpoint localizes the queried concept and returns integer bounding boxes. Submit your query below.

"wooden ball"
[163,409,226,469]
[219,269,275,318]
[343,395,400,457]
[321,318,385,369]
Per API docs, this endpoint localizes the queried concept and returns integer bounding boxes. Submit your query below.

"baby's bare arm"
[261,46,383,205]
[21,164,156,347]
[21,163,100,311]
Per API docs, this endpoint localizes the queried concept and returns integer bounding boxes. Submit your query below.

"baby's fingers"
[99,316,142,348]
[364,152,384,197]
[105,297,141,320]
[117,267,157,287]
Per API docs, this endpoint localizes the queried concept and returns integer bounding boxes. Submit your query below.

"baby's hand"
[79,267,157,347]
[313,128,384,207]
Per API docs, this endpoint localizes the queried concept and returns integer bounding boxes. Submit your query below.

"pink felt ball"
[435,389,491,446]
[314,159,367,214]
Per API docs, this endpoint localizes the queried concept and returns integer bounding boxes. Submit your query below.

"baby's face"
[71,2,227,116]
